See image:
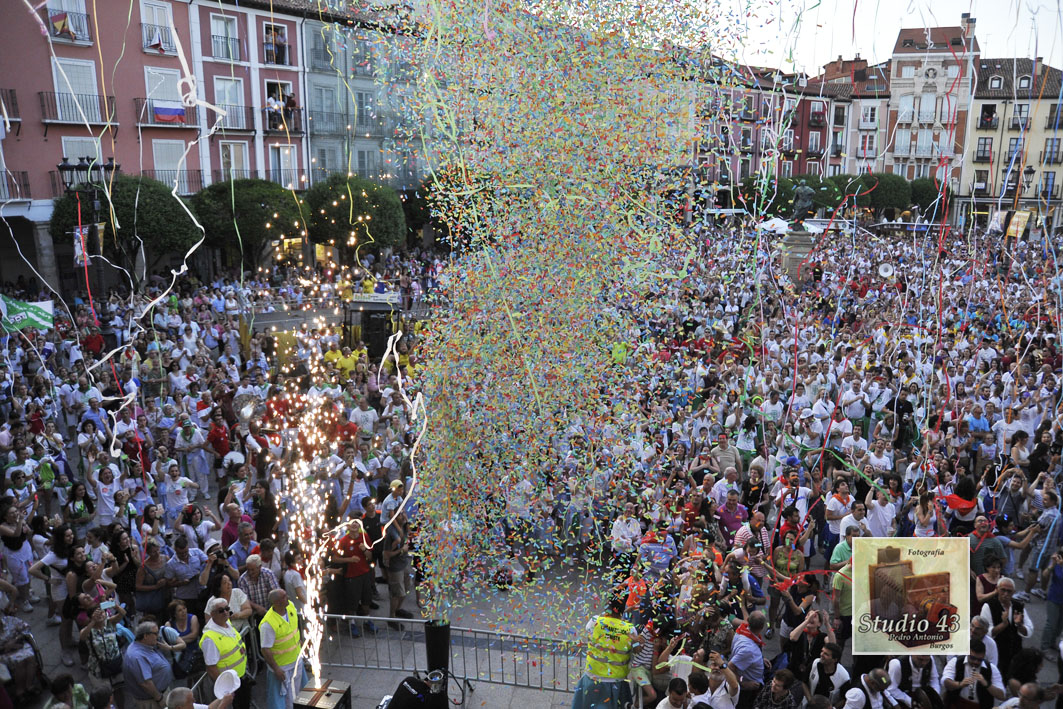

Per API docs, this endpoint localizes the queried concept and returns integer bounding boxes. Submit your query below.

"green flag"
[0,296,54,332]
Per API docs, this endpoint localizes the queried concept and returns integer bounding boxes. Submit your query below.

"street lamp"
[1023,166,1036,191]
[56,155,120,300]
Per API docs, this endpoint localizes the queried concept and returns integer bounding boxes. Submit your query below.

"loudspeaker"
[384,676,447,709]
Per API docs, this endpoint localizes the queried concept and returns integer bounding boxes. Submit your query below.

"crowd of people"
[496,222,1063,709]
[0,250,439,709]
[1,214,1063,709]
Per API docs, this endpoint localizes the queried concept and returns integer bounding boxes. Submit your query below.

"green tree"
[192,179,304,269]
[865,172,911,217]
[733,175,794,217]
[50,174,200,280]
[305,174,407,254]
[398,183,430,240]
[826,173,873,209]
[909,177,951,217]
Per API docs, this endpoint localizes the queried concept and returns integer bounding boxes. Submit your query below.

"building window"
[52,57,100,121]
[1043,171,1056,194]
[1008,137,1023,159]
[781,161,793,177]
[989,76,1003,89]
[356,149,375,179]
[1018,75,1031,89]
[141,1,174,53]
[806,162,821,176]
[61,136,102,164]
[901,65,915,78]
[861,106,877,123]
[152,139,191,192]
[947,65,960,78]
[214,77,245,129]
[808,132,821,151]
[860,133,876,152]
[833,105,845,126]
[263,23,289,65]
[210,15,238,60]
[828,164,841,177]
[355,92,373,128]
[219,142,248,179]
[269,144,296,187]
[977,137,993,156]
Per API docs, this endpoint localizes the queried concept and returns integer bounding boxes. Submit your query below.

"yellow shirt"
[323,349,342,365]
[337,355,358,378]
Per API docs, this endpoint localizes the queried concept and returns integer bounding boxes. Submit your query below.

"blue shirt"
[729,631,764,685]
[966,415,990,451]
[228,539,260,571]
[122,640,173,699]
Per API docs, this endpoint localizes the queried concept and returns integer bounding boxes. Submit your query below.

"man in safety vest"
[571,594,639,709]
[201,597,252,709]
[260,588,308,709]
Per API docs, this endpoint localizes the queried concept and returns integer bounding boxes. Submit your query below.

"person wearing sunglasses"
[201,597,252,709]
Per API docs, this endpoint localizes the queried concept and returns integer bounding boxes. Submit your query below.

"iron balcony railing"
[263,107,303,134]
[39,91,115,124]
[1040,149,1063,165]
[0,89,20,122]
[979,116,999,130]
[973,151,993,163]
[47,9,91,43]
[897,109,914,123]
[212,104,255,131]
[134,98,198,127]
[1010,117,1030,130]
[211,35,240,61]
[266,169,303,189]
[141,23,175,53]
[308,110,346,135]
[917,110,935,122]
[808,112,825,127]
[141,169,204,195]
[212,169,255,182]
[310,47,335,71]
[263,35,291,65]
[0,172,30,200]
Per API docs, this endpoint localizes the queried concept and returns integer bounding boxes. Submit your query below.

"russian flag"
[153,101,186,124]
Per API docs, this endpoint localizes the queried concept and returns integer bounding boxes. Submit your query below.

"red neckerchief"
[735,622,764,647]
[832,493,851,505]
[970,530,995,553]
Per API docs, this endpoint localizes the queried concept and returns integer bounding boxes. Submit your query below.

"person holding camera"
[978,577,1032,672]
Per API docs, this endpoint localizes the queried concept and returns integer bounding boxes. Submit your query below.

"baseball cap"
[390,480,404,490]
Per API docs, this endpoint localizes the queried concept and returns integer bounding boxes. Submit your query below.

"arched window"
[1018,75,1031,89]
[989,76,1003,89]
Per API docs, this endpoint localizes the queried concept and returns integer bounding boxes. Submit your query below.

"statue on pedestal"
[791,180,816,230]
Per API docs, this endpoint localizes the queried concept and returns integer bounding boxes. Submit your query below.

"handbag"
[172,643,204,679]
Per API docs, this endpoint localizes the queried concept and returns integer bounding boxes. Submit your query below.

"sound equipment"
[294,679,351,709]
[382,675,447,709]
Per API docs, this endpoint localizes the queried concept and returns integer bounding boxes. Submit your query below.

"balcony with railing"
[141,23,175,53]
[858,118,877,130]
[211,35,240,61]
[808,112,825,127]
[917,110,935,123]
[1038,184,1058,199]
[781,139,796,154]
[1047,114,1063,130]
[212,169,255,183]
[856,146,876,158]
[1041,150,1063,165]
[972,182,989,195]
[0,89,20,133]
[212,105,255,131]
[894,143,910,156]
[39,91,116,125]
[897,109,914,123]
[310,47,335,71]
[46,8,91,43]
[308,110,346,135]
[0,172,30,201]
[978,116,999,130]
[831,144,843,157]
[263,35,291,66]
[974,151,993,163]
[134,98,198,127]
[1010,117,1029,130]
[266,169,303,189]
[142,169,203,195]
[262,107,302,134]
[914,144,934,157]
[806,144,824,157]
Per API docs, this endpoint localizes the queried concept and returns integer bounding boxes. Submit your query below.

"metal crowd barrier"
[319,614,586,694]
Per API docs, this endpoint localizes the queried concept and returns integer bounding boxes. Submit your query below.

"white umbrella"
[760,217,790,234]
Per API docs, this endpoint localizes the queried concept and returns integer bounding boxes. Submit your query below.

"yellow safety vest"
[585,615,635,680]
[201,624,248,677]
[259,601,301,668]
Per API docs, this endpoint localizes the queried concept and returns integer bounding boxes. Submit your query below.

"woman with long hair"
[178,504,222,550]
[108,528,140,616]
[248,479,278,542]
[63,482,94,542]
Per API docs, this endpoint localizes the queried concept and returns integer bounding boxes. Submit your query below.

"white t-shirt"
[825,494,853,535]
[283,569,305,611]
[165,476,196,509]
[865,500,895,537]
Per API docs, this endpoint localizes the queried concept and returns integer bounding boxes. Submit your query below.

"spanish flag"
[51,12,75,40]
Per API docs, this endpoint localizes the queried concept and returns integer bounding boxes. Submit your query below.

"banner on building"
[0,296,54,332]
